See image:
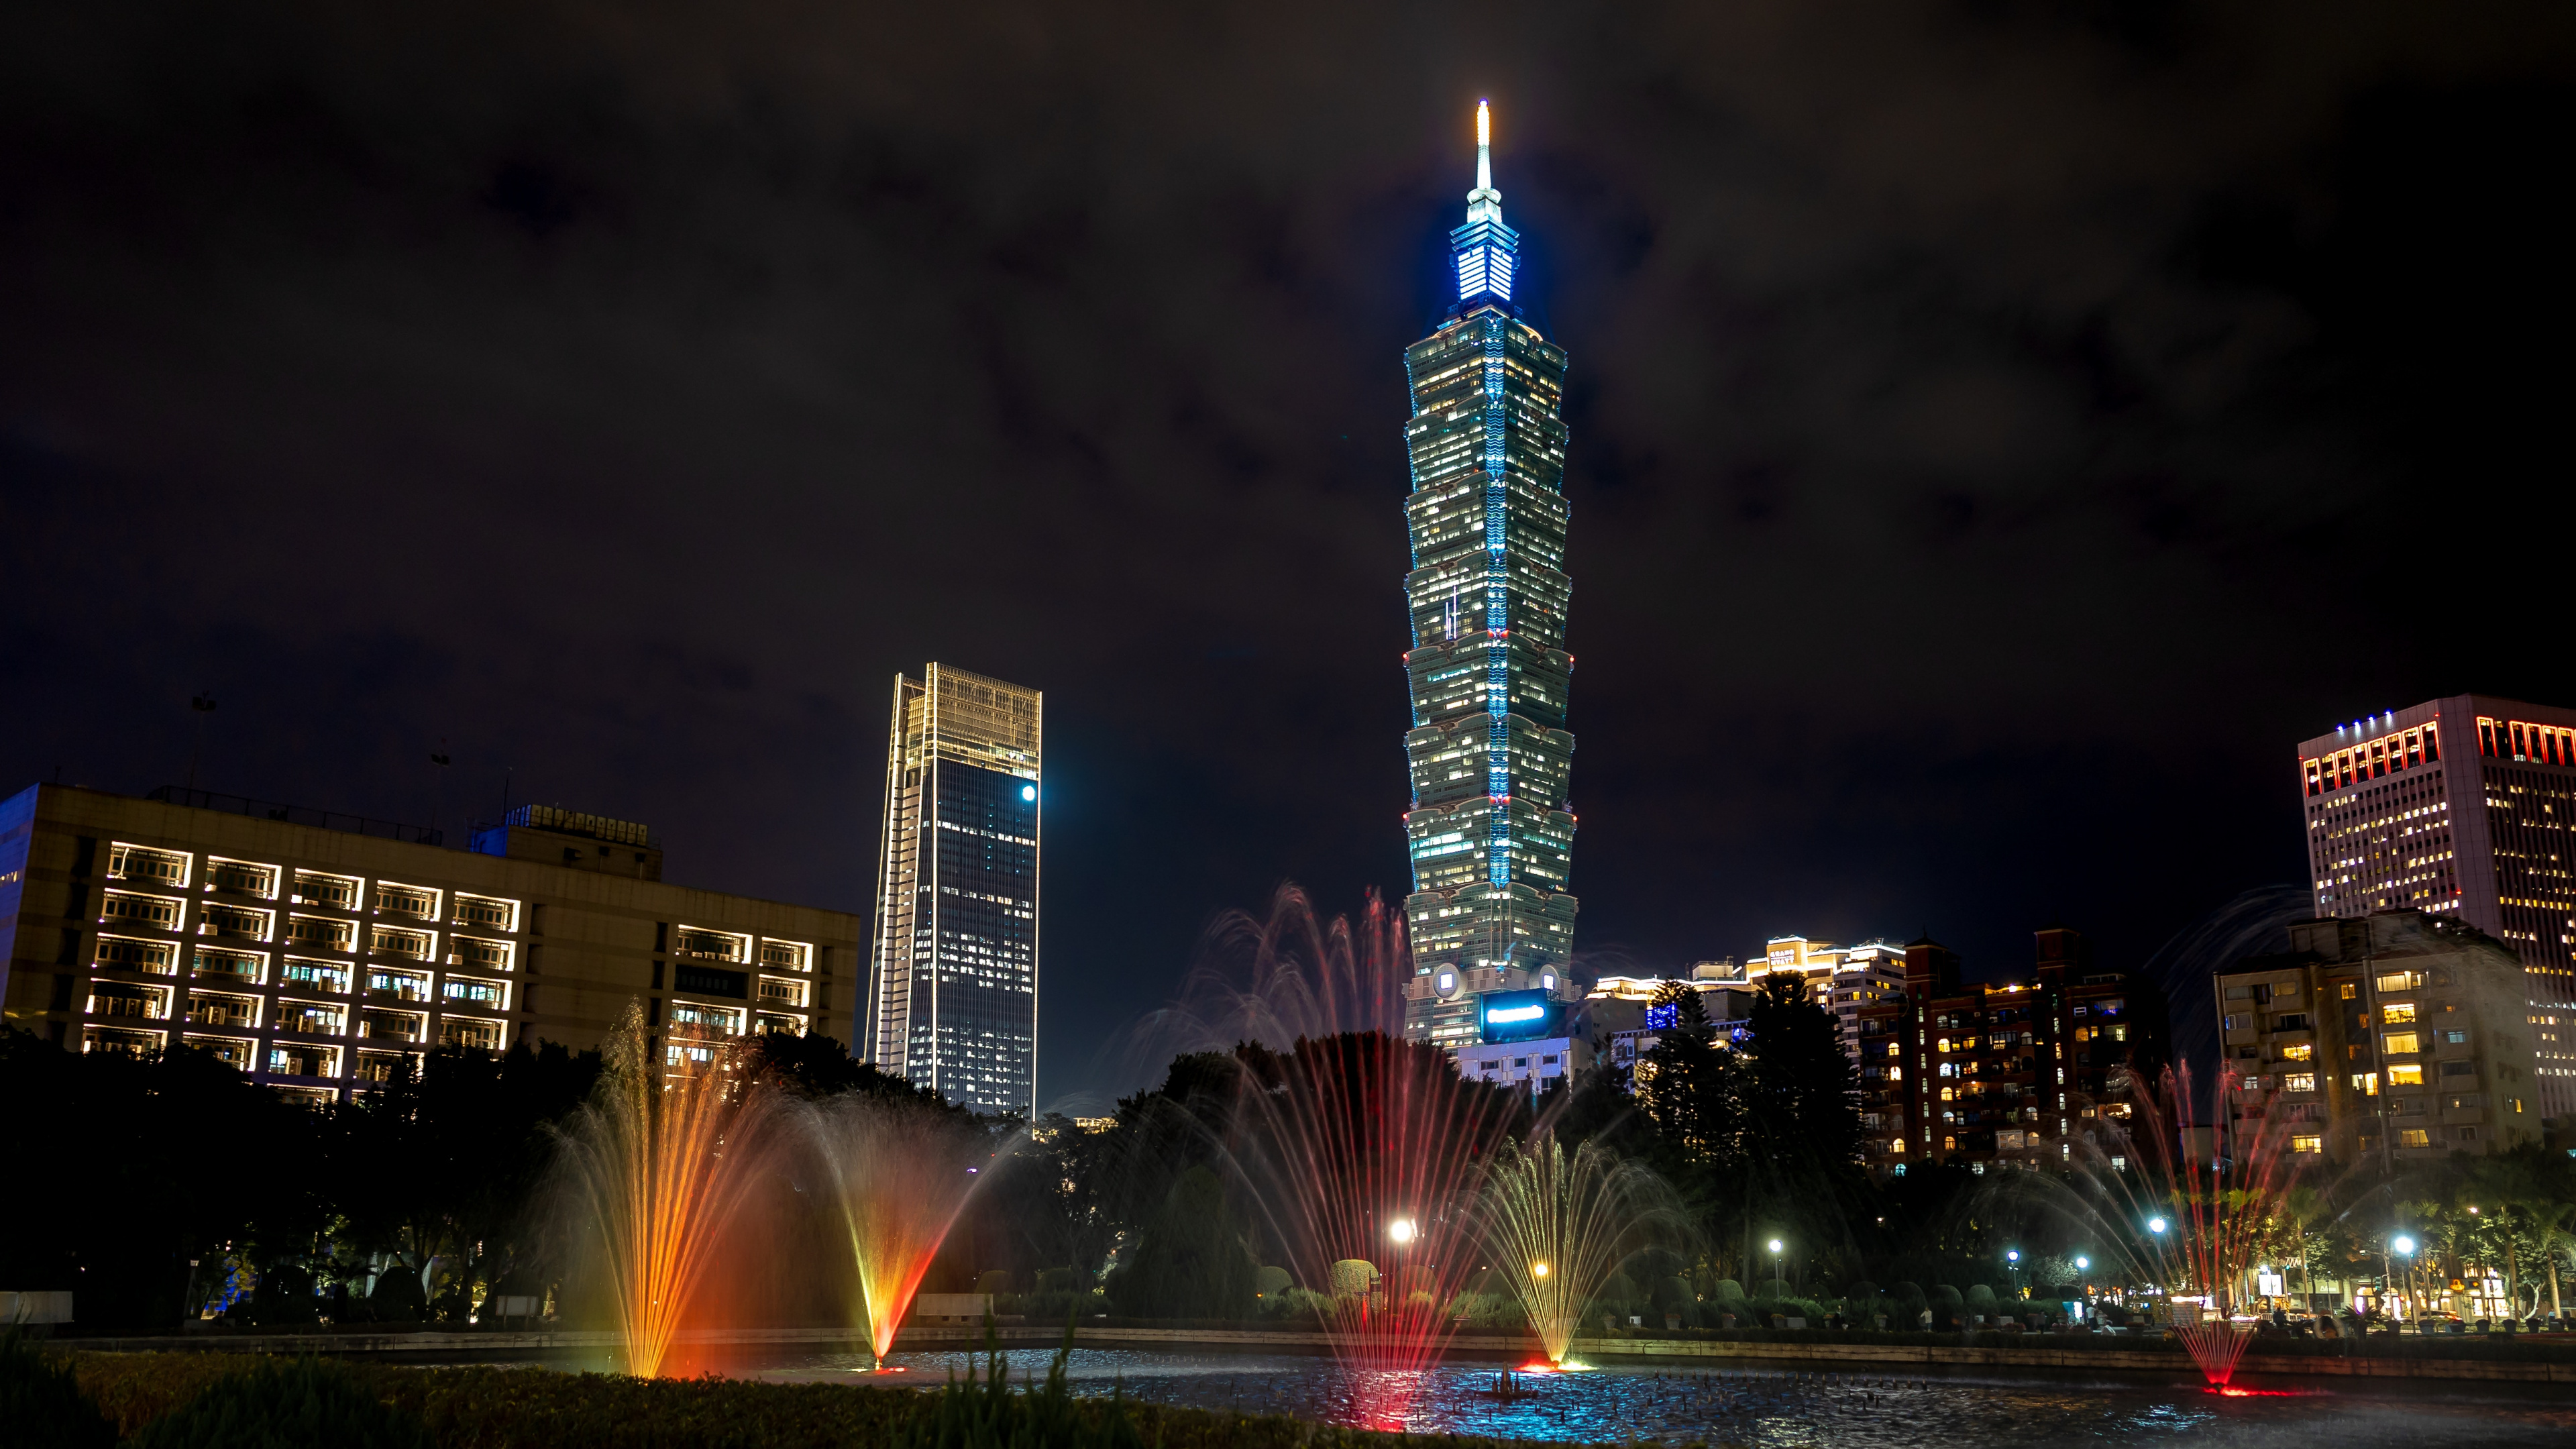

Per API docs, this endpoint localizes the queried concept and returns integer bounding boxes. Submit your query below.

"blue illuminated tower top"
[1450,100,1520,311]
[1397,102,1579,1050]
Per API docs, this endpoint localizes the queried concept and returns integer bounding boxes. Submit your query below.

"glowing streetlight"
[1768,1238,1785,1298]
[2392,1234,2416,1256]
[2147,1216,2168,1236]
[2074,1256,2090,1271]
[1389,1218,1417,1245]
[1531,1261,1550,1279]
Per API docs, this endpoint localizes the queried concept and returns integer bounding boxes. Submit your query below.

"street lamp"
[1531,1261,1549,1279]
[2006,1248,2021,1300]
[1388,1218,1417,1245]
[2391,1235,2417,1324]
[1768,1238,1784,1299]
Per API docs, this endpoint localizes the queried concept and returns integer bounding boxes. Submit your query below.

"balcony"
[266,1044,341,1079]
[292,871,360,910]
[277,1002,347,1037]
[186,994,260,1030]
[204,859,279,900]
[359,1010,427,1044]
[438,1017,504,1055]
[109,844,190,887]
[370,926,433,959]
[375,884,439,921]
[281,960,352,994]
[191,950,265,985]
[94,936,178,975]
[100,892,182,931]
[366,969,432,1002]
[197,904,272,942]
[87,984,169,1020]
[284,916,356,952]
[83,1026,166,1059]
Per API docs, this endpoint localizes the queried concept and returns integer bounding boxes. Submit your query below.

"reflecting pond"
[734,1346,2576,1448]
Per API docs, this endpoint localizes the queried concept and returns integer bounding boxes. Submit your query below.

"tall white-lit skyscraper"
[868,663,1040,1116]
[2298,694,2576,1119]
[1399,103,1582,1047]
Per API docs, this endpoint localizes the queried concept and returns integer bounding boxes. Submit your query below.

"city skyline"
[3,7,2573,1107]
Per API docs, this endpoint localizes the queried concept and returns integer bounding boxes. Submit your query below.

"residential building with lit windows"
[2298,694,2576,1118]
[1399,101,1582,1047]
[1747,936,1909,1067]
[0,784,861,1102]
[1856,928,2170,1175]
[867,663,1041,1118]
[2214,912,2547,1167]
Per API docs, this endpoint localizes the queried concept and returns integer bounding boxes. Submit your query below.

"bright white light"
[1021,784,1036,801]
[2006,1250,2020,1263]
[1487,1004,1544,1024]
[1389,1218,1417,1244]
[2075,1256,2090,1271]
[2148,1217,2168,1234]
[1477,99,1490,148]
[1532,1261,1549,1278]
[2393,1234,2416,1255]
[1767,1239,1783,1254]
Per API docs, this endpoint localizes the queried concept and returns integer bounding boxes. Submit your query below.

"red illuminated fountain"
[1205,890,1523,1430]
[2090,1061,2311,1389]
[554,1006,784,1378]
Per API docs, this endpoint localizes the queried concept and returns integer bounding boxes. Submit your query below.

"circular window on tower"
[1436,970,1458,998]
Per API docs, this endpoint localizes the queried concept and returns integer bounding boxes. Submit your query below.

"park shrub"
[1847,1280,1880,1301]
[127,1357,431,1449]
[1253,1267,1293,1299]
[974,1271,1016,1295]
[246,1263,320,1327]
[368,1265,428,1322]
[2,1332,115,1449]
[1711,1279,1747,1305]
[1933,1285,1964,1305]
[1966,1285,1996,1309]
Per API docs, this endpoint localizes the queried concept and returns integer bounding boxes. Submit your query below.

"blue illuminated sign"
[1481,988,1557,1044]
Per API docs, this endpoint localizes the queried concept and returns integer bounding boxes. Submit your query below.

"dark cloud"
[4,1,2572,1104]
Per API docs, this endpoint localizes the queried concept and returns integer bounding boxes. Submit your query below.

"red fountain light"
[1217,892,1524,1430]
[2116,1061,2310,1389]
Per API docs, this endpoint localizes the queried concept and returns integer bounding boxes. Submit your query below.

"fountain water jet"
[1471,1135,1682,1366]
[1234,1029,1523,1428]
[553,1006,782,1377]
[805,1091,997,1367]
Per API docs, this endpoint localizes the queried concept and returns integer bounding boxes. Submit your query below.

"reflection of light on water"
[726,1348,2576,1446]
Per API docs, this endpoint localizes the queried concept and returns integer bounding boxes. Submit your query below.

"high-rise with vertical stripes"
[1398,103,1581,1046]
[868,663,1042,1117]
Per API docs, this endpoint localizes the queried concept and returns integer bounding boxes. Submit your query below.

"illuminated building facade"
[1747,936,1909,1067]
[2214,913,2545,1171]
[868,663,1041,1117]
[1399,102,1581,1046]
[1856,928,2170,1176]
[2298,694,2576,1118]
[0,784,861,1102]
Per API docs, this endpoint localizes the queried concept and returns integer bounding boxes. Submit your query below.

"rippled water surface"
[734,1346,2576,1447]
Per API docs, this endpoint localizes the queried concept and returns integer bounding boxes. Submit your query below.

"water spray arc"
[1472,1135,1681,1366]
[553,1006,782,1378]
[805,1093,996,1367]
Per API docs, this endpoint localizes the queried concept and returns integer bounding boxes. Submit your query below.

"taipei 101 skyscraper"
[1398,102,1580,1047]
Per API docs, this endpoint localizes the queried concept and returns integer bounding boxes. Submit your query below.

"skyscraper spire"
[1452,101,1518,309]
[1474,99,1495,198]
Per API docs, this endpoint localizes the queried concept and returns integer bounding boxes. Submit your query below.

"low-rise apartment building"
[1857,927,2170,1175]
[0,783,863,1101]
[2214,911,2548,1166]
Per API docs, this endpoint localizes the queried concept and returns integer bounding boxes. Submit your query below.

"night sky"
[6,3,2573,1110]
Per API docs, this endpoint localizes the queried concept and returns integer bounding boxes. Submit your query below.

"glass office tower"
[869,663,1041,1116]
[1399,103,1581,1046]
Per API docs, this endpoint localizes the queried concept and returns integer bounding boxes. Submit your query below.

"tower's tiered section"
[1400,103,1580,1046]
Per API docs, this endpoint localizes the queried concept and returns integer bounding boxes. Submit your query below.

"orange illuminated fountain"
[555,1006,782,1378]
[806,1092,996,1368]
